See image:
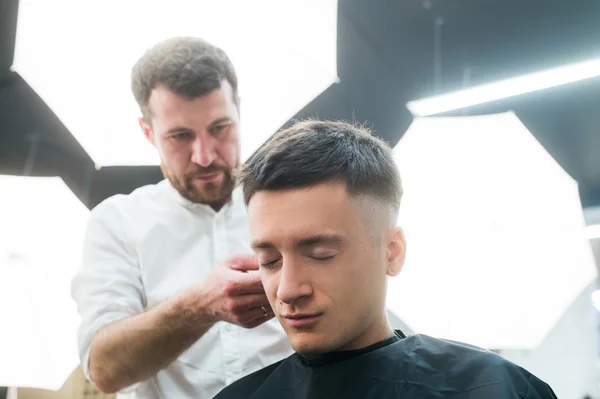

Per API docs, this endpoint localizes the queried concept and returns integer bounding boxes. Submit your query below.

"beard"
[161,162,236,209]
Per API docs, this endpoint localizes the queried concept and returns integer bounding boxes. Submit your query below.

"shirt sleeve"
[70,199,145,383]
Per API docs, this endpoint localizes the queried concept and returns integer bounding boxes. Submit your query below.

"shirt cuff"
[78,307,140,393]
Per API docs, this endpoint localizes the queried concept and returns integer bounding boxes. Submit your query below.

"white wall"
[500,282,599,399]
[500,209,600,399]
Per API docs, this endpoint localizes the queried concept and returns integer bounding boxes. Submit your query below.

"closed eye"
[309,254,337,262]
[259,258,281,269]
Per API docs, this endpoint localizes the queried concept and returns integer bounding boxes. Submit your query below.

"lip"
[282,313,323,328]
[194,172,221,182]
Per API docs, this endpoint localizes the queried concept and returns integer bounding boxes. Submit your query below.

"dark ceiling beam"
[288,1,414,147]
[0,74,163,209]
[0,0,19,78]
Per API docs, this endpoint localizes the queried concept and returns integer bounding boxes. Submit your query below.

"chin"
[192,180,221,193]
[290,333,335,354]
[189,184,227,203]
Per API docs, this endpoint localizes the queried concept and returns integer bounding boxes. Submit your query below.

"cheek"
[162,145,190,167]
[260,272,279,303]
[333,252,377,298]
[219,144,238,166]
[220,131,240,164]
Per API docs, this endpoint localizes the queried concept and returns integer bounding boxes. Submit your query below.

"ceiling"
[1,0,599,209]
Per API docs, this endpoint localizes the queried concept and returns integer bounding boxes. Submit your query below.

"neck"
[336,318,395,352]
[209,197,229,212]
[208,195,229,212]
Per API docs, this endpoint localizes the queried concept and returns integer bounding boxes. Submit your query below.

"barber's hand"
[199,254,275,329]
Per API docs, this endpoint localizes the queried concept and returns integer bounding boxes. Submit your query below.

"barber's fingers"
[242,314,276,329]
[223,294,270,315]
[227,254,259,272]
[224,271,265,295]
[237,305,276,329]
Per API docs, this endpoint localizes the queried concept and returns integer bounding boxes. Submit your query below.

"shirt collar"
[297,330,405,367]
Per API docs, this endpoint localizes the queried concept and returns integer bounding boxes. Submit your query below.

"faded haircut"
[236,120,402,218]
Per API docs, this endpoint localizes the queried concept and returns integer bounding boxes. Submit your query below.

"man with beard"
[71,37,292,399]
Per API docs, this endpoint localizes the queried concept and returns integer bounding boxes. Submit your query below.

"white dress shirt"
[71,179,292,399]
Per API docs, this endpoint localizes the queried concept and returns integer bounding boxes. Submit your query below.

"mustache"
[186,165,229,178]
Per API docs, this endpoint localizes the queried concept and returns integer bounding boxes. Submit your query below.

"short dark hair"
[237,120,402,213]
[131,36,239,122]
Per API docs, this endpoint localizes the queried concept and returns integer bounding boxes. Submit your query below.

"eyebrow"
[166,126,193,134]
[165,118,233,135]
[209,117,233,127]
[251,234,344,250]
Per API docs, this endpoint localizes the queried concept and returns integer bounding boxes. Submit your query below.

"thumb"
[227,254,259,272]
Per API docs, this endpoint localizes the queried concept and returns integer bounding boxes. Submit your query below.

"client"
[216,120,557,399]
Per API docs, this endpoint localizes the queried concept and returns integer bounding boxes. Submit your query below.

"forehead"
[148,81,238,127]
[247,182,367,243]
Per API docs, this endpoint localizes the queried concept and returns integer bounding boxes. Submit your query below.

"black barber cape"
[214,331,557,399]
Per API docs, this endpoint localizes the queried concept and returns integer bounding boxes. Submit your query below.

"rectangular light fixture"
[584,224,600,240]
[406,57,600,116]
[593,290,600,312]
[14,1,338,166]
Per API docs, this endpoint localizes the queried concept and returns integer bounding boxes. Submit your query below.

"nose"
[276,256,313,305]
[190,134,217,167]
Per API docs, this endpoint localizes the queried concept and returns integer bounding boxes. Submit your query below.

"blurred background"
[1,0,599,398]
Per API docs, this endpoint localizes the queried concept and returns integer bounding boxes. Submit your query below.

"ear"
[386,226,406,277]
[139,117,155,146]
